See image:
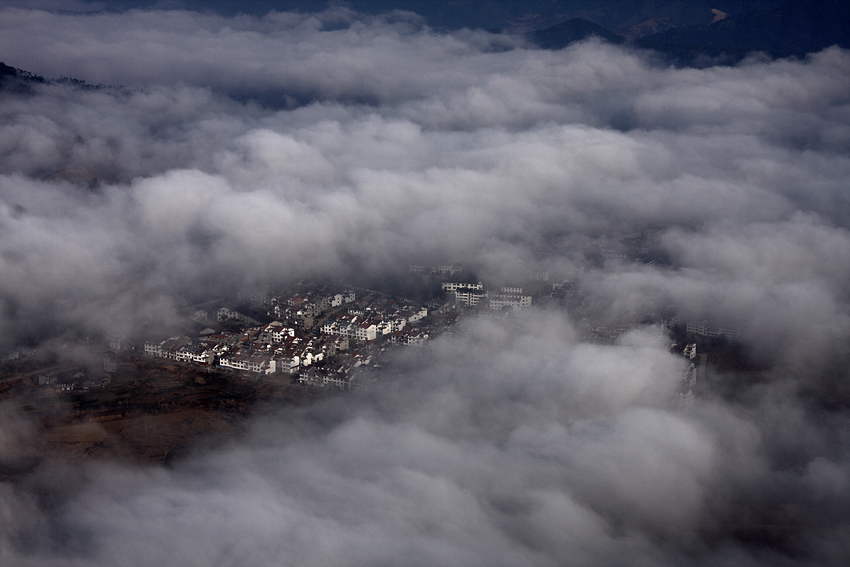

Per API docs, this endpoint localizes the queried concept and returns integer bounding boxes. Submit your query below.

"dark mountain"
[637,0,850,59]
[1,61,108,94]
[558,0,784,38]
[86,1,788,35]
[0,61,46,94]
[9,2,846,72]
[530,18,625,49]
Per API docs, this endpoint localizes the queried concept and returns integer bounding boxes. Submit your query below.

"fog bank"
[1,5,850,566]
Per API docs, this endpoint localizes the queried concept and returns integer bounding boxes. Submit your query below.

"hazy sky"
[1,3,850,566]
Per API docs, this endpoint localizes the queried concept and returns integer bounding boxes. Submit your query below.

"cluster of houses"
[272,290,356,330]
[35,366,110,393]
[133,289,440,389]
[321,304,429,345]
[144,321,348,376]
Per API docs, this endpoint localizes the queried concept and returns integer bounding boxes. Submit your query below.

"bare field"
[41,409,241,464]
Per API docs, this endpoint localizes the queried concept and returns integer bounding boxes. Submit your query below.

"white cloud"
[1,6,850,566]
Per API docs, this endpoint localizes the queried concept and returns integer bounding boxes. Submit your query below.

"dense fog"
[1,4,849,566]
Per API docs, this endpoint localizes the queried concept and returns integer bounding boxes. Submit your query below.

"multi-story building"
[489,291,532,309]
[455,289,488,306]
[442,282,484,293]
[686,320,741,339]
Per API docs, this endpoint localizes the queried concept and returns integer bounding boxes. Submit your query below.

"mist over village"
[1,1,850,566]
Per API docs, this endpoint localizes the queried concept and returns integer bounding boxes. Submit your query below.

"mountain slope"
[0,61,46,94]
[638,0,850,58]
[530,18,625,49]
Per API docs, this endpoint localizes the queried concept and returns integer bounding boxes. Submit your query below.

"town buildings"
[137,287,438,389]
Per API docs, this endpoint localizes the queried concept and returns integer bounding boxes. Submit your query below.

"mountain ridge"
[637,0,850,59]
[527,0,850,62]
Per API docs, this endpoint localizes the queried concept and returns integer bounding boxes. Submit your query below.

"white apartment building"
[455,290,488,307]
[442,282,484,293]
[489,293,532,310]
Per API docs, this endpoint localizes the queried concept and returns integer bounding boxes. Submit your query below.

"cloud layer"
[2,5,850,566]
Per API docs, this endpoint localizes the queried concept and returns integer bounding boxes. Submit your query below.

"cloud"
[3,322,847,566]
[1,5,850,566]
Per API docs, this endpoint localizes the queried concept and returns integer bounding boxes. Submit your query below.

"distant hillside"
[0,61,46,94]
[529,18,625,49]
[1,61,107,94]
[637,0,850,59]
[94,1,787,35]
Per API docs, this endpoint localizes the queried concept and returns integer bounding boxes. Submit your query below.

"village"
[133,286,445,392]
[125,270,544,392]
[0,261,758,463]
[4,256,747,399]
